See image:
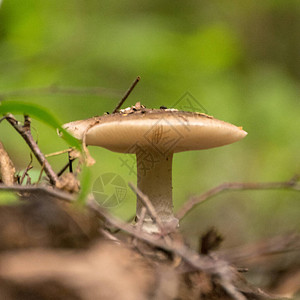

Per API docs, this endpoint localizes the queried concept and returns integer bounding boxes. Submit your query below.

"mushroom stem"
[136,150,178,232]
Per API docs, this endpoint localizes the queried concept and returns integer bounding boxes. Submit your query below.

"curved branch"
[176,176,300,220]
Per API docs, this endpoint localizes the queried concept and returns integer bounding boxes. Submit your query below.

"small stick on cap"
[112,76,140,114]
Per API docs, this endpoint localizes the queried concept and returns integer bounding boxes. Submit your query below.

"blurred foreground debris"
[0,194,99,250]
[0,242,163,300]
[0,191,296,299]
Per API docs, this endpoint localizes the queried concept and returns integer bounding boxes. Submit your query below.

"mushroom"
[63,105,247,233]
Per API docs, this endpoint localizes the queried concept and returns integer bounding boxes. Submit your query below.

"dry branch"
[5,114,59,185]
[176,177,300,220]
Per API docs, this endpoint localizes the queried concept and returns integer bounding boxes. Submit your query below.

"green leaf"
[0,101,81,150]
[77,165,92,205]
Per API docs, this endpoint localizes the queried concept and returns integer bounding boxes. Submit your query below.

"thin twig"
[20,166,33,185]
[57,159,75,177]
[20,154,33,184]
[112,76,140,113]
[0,184,75,201]
[36,161,45,184]
[99,228,121,243]
[176,176,300,220]
[0,85,122,101]
[132,206,147,248]
[136,206,147,232]
[5,114,59,185]
[56,149,80,177]
[45,149,76,175]
[129,182,165,232]
[45,148,73,157]
[68,152,73,173]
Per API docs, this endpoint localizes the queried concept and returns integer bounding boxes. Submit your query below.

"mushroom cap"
[63,109,247,154]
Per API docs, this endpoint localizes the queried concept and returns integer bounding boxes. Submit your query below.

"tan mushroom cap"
[63,109,247,154]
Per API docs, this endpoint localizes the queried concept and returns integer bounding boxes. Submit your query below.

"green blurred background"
[0,0,299,250]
